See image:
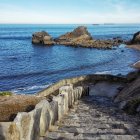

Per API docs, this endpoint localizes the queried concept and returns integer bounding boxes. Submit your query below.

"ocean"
[0,24,140,94]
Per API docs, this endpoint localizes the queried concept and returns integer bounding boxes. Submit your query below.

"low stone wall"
[0,85,89,140]
[37,74,130,97]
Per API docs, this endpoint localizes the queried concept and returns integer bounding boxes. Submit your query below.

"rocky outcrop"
[131,31,140,44]
[32,31,55,45]
[55,26,93,44]
[114,74,140,114]
[32,26,123,49]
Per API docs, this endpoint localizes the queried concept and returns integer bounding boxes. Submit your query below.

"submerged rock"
[32,31,55,45]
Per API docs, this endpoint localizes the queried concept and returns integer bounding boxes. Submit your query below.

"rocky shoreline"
[32,26,124,49]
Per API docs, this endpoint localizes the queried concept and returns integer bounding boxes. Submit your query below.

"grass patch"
[0,91,13,96]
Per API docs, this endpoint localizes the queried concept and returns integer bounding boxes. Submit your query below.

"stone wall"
[37,74,130,97]
[0,85,89,140]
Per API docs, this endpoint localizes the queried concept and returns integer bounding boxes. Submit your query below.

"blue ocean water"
[0,24,140,94]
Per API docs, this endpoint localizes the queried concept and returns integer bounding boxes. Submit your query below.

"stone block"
[0,122,20,140]
[59,85,74,108]
[53,95,64,121]
[49,100,58,125]
[60,92,69,114]
[35,100,51,137]
[14,112,32,140]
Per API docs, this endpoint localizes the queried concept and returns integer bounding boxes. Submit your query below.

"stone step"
[59,117,127,125]
[56,127,128,135]
[45,131,136,140]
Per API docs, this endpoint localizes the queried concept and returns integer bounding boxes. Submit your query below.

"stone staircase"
[41,95,140,140]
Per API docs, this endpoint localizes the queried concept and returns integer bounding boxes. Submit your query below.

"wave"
[0,36,31,40]
[11,83,52,94]
[95,71,112,75]
[0,56,117,80]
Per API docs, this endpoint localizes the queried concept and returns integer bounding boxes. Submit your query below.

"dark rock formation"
[32,31,55,45]
[114,72,140,114]
[131,31,140,44]
[32,26,124,49]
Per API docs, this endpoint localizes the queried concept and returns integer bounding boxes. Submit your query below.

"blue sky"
[0,0,140,24]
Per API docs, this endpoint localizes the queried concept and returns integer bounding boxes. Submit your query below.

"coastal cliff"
[32,26,123,49]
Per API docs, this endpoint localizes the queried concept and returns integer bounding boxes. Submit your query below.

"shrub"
[0,91,13,96]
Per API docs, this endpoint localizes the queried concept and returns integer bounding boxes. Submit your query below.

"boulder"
[32,31,55,45]
[131,31,140,44]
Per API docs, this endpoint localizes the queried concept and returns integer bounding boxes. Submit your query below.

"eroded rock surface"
[115,75,140,115]
[32,31,55,45]
[32,26,123,49]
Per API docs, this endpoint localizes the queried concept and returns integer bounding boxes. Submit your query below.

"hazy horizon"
[0,0,140,24]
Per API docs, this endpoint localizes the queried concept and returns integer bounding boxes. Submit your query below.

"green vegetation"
[124,98,140,115]
[0,91,13,96]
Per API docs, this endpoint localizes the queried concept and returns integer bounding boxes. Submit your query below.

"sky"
[0,0,140,24]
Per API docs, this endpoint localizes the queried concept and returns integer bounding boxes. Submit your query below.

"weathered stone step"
[59,117,127,125]
[55,127,128,135]
[56,123,111,129]
[45,131,136,140]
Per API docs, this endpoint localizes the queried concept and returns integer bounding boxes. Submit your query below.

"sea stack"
[55,26,93,47]
[32,31,55,45]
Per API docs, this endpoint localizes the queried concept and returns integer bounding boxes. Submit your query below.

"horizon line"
[0,23,140,25]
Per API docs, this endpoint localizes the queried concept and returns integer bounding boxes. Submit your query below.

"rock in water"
[32,26,123,49]
[55,26,93,46]
[131,31,140,44]
[32,31,55,45]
